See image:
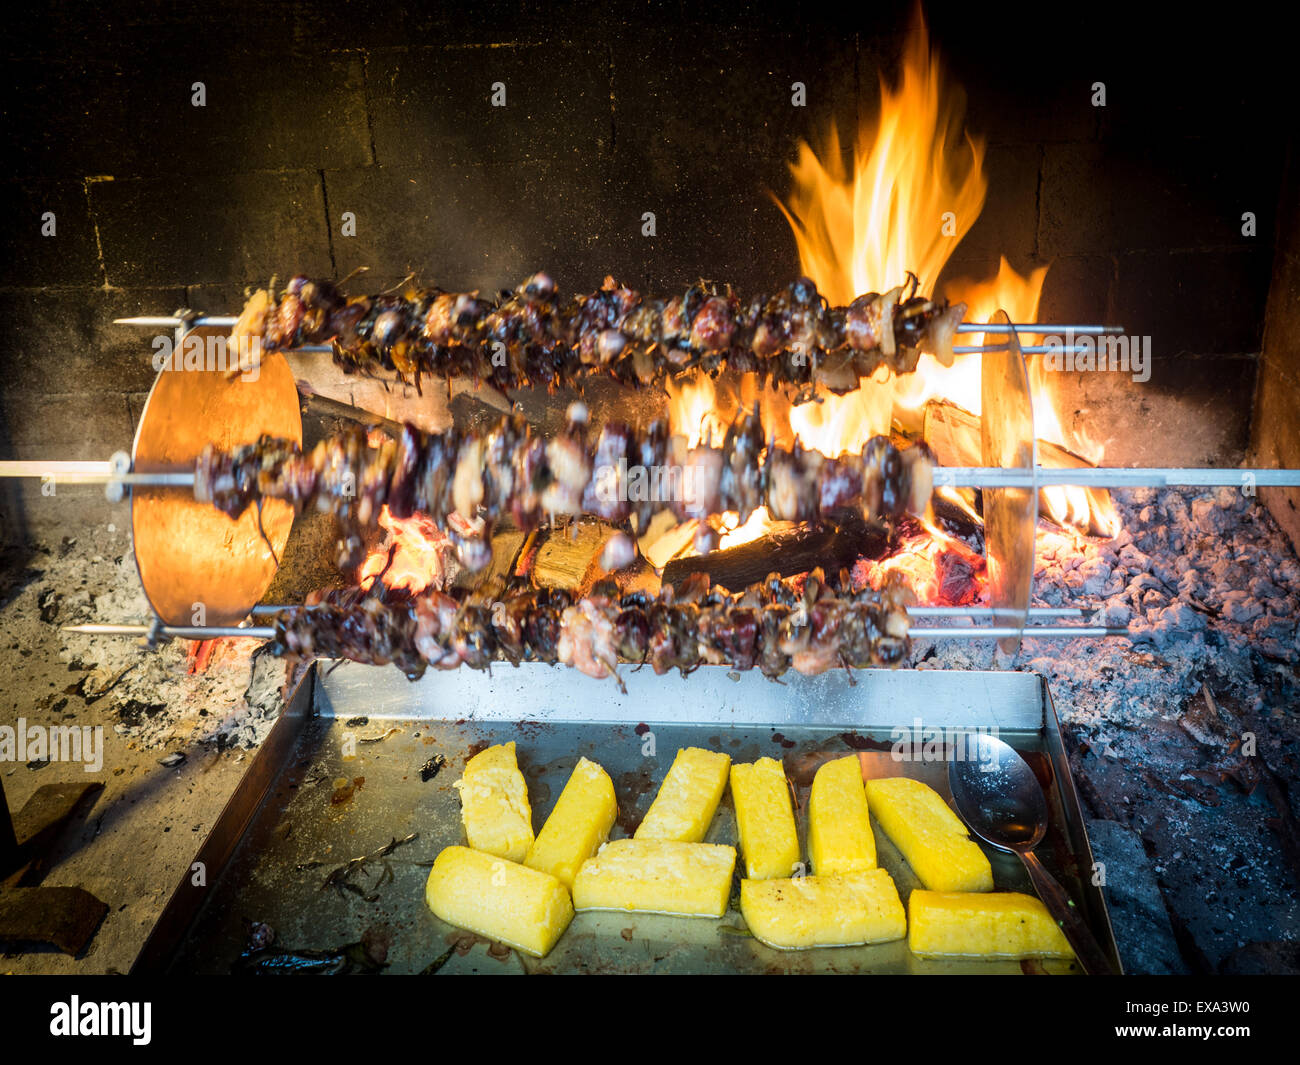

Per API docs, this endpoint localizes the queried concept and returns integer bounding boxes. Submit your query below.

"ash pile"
[924,485,1300,974]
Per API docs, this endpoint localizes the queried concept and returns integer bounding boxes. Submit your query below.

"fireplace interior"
[0,0,1297,975]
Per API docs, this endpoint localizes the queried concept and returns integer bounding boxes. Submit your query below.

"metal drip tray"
[135,664,1120,974]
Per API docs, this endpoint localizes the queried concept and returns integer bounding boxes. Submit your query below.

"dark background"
[0,0,1294,487]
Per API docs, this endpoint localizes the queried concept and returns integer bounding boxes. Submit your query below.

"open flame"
[773,13,1118,537]
[776,20,985,305]
[659,9,1118,596]
[778,14,1112,524]
[787,381,894,459]
[664,375,726,449]
[358,505,452,594]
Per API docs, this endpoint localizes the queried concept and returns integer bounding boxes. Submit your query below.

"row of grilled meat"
[194,404,935,571]
[274,569,912,687]
[233,271,966,395]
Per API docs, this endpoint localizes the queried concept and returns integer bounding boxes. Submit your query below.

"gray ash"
[915,486,1300,972]
[2,535,285,752]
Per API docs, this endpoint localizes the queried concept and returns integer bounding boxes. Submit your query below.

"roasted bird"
[274,568,912,689]
[232,271,966,395]
[194,405,936,570]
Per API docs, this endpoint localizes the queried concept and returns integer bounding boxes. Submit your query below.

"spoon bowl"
[948,733,1048,851]
[948,732,1115,975]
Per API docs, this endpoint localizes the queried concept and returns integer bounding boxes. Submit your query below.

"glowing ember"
[854,519,987,606]
[358,505,452,593]
[185,637,226,675]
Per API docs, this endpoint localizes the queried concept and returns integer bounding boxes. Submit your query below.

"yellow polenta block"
[862,776,993,892]
[425,846,574,958]
[908,890,1075,959]
[524,757,617,887]
[808,755,876,875]
[571,838,736,918]
[452,741,534,863]
[740,869,906,949]
[635,746,731,842]
[730,757,801,880]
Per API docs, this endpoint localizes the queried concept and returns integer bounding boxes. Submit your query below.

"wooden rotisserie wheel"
[131,326,301,625]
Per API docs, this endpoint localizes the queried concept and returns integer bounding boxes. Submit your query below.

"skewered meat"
[275,569,912,689]
[233,272,967,396]
[194,406,937,571]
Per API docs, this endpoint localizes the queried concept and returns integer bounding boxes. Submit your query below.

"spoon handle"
[1019,849,1116,975]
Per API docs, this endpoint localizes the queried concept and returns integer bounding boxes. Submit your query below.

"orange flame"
[664,375,724,449]
[358,505,451,594]
[788,382,894,458]
[662,10,1117,576]
[777,12,1116,538]
[775,18,985,305]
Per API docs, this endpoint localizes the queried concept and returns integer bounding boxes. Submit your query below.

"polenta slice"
[425,846,574,958]
[452,741,534,862]
[908,890,1075,959]
[635,746,731,842]
[862,776,992,892]
[730,757,801,880]
[808,755,876,875]
[740,869,906,950]
[524,757,617,887]
[571,838,736,918]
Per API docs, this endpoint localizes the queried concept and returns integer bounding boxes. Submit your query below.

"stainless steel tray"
[134,664,1121,974]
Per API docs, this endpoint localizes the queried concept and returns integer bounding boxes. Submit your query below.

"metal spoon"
[948,733,1116,975]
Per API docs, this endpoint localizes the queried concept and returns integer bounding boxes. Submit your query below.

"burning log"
[297,390,408,438]
[528,522,623,595]
[922,400,1116,537]
[928,490,985,554]
[638,511,697,570]
[450,528,527,592]
[661,515,891,592]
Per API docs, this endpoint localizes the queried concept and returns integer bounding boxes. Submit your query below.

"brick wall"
[1,0,1292,539]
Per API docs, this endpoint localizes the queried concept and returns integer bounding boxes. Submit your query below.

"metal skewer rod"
[934,467,1300,488]
[953,345,1095,355]
[115,316,239,328]
[245,603,1097,621]
[248,604,1093,620]
[0,460,193,486]
[63,622,1126,641]
[63,623,278,639]
[908,626,1127,639]
[955,324,1123,334]
[9,462,1300,490]
[115,315,1124,335]
[908,606,1090,618]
